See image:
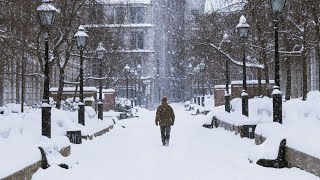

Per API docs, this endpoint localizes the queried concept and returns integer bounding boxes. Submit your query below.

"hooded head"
[161,96,168,104]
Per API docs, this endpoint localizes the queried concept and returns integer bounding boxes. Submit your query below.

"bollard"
[42,103,51,138]
[67,131,82,144]
[241,90,249,117]
[98,101,103,120]
[78,102,85,126]
[273,86,282,124]
[224,92,231,113]
[197,96,201,106]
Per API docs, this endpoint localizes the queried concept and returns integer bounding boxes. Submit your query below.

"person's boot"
[162,139,165,146]
[165,139,169,146]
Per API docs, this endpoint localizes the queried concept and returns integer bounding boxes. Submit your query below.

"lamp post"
[194,65,200,106]
[270,0,286,124]
[199,61,205,107]
[124,64,130,100]
[130,69,135,108]
[136,64,142,106]
[222,33,231,112]
[236,15,250,117]
[74,26,88,126]
[96,42,106,121]
[188,63,193,101]
[37,0,58,138]
[134,70,138,106]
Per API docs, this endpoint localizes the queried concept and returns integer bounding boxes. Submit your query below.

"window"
[106,6,125,24]
[111,32,125,49]
[130,32,144,50]
[130,7,145,24]
[106,6,115,24]
[115,7,125,24]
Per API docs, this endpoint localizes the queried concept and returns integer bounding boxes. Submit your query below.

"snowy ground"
[0,105,114,178]
[32,104,318,180]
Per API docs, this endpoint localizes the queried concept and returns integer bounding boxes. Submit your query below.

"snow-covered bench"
[254,123,320,177]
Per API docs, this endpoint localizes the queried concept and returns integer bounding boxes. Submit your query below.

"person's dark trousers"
[160,126,171,146]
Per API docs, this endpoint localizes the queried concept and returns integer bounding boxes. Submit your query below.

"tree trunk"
[311,2,320,90]
[56,69,65,109]
[21,50,26,112]
[15,58,21,104]
[257,69,262,96]
[0,61,4,106]
[285,58,292,100]
[302,47,308,101]
[283,19,292,101]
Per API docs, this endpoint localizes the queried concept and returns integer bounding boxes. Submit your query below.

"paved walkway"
[32,104,318,180]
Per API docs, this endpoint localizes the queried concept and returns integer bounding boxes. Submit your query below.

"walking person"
[155,97,175,146]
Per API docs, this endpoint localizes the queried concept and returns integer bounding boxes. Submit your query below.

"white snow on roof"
[98,89,116,93]
[83,24,154,28]
[95,0,151,4]
[50,87,97,92]
[231,80,275,85]
[214,85,231,89]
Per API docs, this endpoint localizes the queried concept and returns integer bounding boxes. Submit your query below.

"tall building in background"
[84,0,156,109]
[154,0,207,103]
[153,0,187,103]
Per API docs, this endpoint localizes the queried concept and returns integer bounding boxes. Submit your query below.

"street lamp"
[199,60,205,107]
[130,68,135,108]
[96,42,106,121]
[74,26,88,126]
[188,63,194,102]
[136,64,142,106]
[236,15,250,117]
[124,64,130,99]
[193,65,200,106]
[37,0,58,138]
[134,70,139,106]
[222,33,231,112]
[270,0,286,124]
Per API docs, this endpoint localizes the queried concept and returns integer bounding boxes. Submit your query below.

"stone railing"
[67,125,114,143]
[209,116,256,139]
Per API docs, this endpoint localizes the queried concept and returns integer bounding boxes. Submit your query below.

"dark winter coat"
[155,102,175,127]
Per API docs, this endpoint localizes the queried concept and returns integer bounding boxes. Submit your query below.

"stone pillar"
[241,90,249,117]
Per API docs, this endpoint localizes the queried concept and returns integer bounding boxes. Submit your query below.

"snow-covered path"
[33,104,318,180]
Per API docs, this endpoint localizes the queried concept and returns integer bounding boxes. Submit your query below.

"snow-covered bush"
[61,98,79,112]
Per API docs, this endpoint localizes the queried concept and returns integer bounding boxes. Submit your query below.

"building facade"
[84,0,157,108]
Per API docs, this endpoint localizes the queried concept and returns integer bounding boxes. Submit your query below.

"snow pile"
[0,138,41,178]
[85,106,96,119]
[0,113,24,139]
[38,136,75,167]
[31,103,319,180]
[251,91,320,159]
[230,97,273,124]
[0,105,114,178]
[205,110,256,126]
[204,95,214,110]
[206,91,320,161]
[203,96,273,126]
